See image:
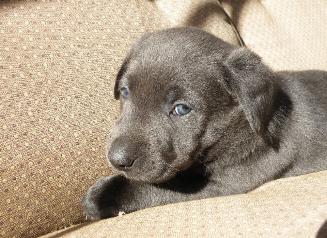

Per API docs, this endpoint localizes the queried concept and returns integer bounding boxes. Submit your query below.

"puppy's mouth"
[110,150,203,184]
[122,159,136,171]
[114,158,178,184]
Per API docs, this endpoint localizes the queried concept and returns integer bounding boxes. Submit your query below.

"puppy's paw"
[82,175,125,221]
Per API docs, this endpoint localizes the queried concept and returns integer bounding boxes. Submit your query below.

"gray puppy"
[83,27,327,220]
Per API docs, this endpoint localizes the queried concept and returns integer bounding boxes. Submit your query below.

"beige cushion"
[0,1,236,237]
[40,171,327,238]
[223,0,327,71]
[0,1,160,238]
[154,0,240,44]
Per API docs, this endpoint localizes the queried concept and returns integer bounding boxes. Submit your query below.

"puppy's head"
[107,27,284,183]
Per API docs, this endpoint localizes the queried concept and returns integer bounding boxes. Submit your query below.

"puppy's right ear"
[114,57,130,100]
[222,47,293,149]
[222,48,276,136]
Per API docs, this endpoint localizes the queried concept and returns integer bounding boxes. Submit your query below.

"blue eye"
[120,87,129,98]
[173,104,192,116]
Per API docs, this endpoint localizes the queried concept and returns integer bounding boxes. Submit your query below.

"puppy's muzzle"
[108,137,141,171]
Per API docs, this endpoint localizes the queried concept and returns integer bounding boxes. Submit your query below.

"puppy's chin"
[122,166,178,184]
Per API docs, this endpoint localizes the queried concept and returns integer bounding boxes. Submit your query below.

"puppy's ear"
[114,57,130,100]
[222,48,276,135]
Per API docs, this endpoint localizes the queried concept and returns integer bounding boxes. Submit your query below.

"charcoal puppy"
[83,27,327,220]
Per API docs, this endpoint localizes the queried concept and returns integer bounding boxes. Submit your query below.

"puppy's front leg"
[83,174,215,220]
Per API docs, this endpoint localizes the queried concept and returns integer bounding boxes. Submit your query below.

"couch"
[0,1,326,237]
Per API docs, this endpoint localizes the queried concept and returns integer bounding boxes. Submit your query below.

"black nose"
[108,138,137,171]
[109,149,134,170]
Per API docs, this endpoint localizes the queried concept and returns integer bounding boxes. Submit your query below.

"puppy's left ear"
[222,48,277,136]
[114,57,130,100]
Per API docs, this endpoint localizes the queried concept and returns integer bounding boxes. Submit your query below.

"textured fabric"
[222,0,327,71]
[0,1,236,238]
[154,0,240,45]
[0,1,162,238]
[40,171,327,238]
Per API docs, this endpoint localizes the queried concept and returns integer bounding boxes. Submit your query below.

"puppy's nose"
[109,149,134,170]
[108,138,137,171]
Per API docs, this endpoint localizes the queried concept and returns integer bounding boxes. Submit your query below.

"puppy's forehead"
[123,60,181,105]
[119,28,235,105]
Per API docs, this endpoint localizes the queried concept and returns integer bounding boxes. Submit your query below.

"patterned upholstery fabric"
[222,0,327,70]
